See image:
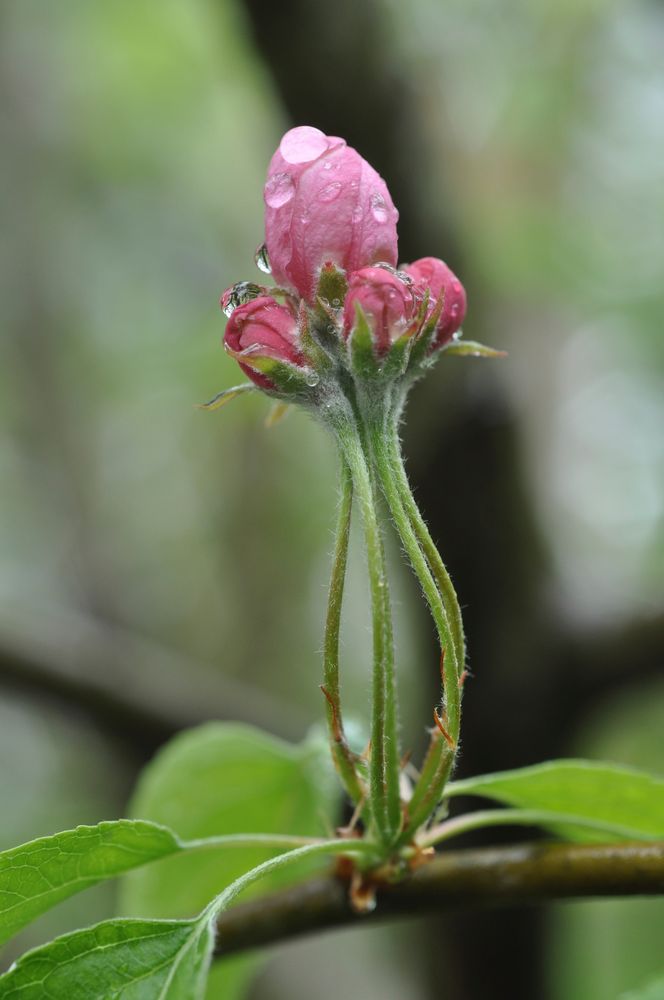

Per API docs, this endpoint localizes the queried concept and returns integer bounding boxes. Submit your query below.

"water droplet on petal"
[370,193,388,222]
[220,290,235,318]
[304,370,320,387]
[221,281,262,317]
[280,126,328,164]
[254,243,272,274]
[352,206,364,224]
[318,180,342,203]
[452,281,462,295]
[450,303,460,318]
[265,171,295,208]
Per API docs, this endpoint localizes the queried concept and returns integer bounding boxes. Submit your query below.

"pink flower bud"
[343,267,416,354]
[402,257,467,348]
[264,126,399,302]
[223,295,303,390]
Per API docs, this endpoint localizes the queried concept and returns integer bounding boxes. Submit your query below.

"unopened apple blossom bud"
[223,296,304,391]
[403,257,466,348]
[343,267,416,355]
[264,126,398,302]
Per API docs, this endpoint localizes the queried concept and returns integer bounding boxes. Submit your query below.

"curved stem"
[206,837,380,922]
[322,454,367,811]
[419,809,652,849]
[183,833,379,854]
[334,418,402,847]
[387,425,466,671]
[368,419,462,840]
[371,424,460,745]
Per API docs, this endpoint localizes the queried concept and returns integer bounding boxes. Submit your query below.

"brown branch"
[214,840,664,958]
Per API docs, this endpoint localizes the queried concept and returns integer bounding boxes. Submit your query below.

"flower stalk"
[334,415,402,847]
[321,454,367,812]
[216,125,503,862]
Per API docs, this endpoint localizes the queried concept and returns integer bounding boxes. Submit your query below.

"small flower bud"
[402,257,467,348]
[343,267,415,355]
[264,126,399,302]
[223,296,304,391]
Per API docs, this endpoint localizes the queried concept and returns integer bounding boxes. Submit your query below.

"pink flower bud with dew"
[343,266,416,355]
[402,257,466,349]
[264,126,399,302]
[223,295,303,391]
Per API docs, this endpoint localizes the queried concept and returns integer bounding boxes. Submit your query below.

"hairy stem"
[387,425,465,670]
[368,418,462,839]
[335,418,402,847]
[371,423,460,743]
[322,454,367,811]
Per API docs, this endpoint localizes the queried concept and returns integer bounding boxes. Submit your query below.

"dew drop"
[280,126,328,164]
[331,297,341,308]
[395,269,414,286]
[318,180,342,203]
[221,281,262,318]
[352,206,364,224]
[370,192,388,222]
[304,370,320,387]
[220,290,235,318]
[254,243,272,274]
[452,280,462,295]
[450,303,460,317]
[264,171,295,208]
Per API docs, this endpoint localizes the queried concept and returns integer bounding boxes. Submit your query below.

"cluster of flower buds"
[220,126,468,402]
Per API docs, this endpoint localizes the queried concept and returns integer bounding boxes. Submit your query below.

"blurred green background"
[0,1,662,998]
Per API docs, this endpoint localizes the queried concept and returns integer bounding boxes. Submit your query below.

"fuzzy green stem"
[387,425,466,670]
[371,424,460,744]
[322,454,368,811]
[367,419,463,841]
[334,418,402,847]
[419,809,654,849]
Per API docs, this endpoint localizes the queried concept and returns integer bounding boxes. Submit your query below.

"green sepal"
[196,383,256,411]
[305,265,347,358]
[348,303,379,379]
[298,301,336,372]
[406,292,440,370]
[264,401,291,428]
[225,348,316,398]
[382,331,415,379]
[441,338,507,359]
[315,262,349,311]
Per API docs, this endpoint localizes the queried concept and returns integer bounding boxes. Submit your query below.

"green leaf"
[447,759,664,841]
[120,722,339,999]
[0,917,213,999]
[0,820,181,948]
